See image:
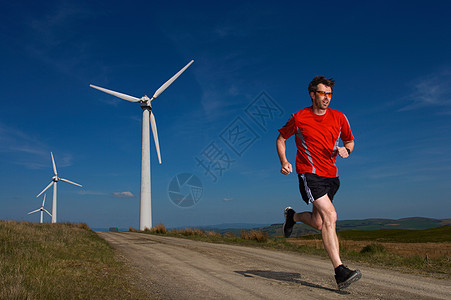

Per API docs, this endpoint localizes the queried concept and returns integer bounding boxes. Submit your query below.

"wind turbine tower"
[28,194,52,223]
[90,60,194,230]
[36,152,83,223]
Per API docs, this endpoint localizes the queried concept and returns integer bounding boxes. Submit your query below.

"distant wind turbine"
[90,59,194,230]
[28,194,52,223]
[36,152,82,223]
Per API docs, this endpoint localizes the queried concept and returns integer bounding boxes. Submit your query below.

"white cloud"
[112,191,135,198]
[399,70,451,111]
[0,122,52,169]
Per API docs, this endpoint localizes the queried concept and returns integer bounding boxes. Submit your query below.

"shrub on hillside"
[169,228,206,237]
[223,232,236,239]
[77,223,91,231]
[207,231,222,238]
[150,224,167,234]
[360,243,387,254]
[241,230,268,243]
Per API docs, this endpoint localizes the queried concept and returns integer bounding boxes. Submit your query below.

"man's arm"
[337,140,354,158]
[277,134,293,175]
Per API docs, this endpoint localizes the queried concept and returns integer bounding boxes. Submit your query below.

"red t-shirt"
[278,107,354,178]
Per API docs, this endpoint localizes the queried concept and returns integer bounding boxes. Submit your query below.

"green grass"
[300,226,451,243]
[0,221,149,300]
[341,244,450,276]
[335,218,445,231]
[260,218,451,237]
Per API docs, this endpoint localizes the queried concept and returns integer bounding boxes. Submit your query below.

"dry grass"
[288,238,451,276]
[170,227,207,237]
[0,221,148,299]
[223,232,237,239]
[240,230,269,242]
[144,226,267,244]
[288,239,451,259]
[207,231,222,238]
[150,223,167,234]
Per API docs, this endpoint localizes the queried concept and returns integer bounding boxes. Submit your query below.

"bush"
[129,227,138,232]
[360,243,387,254]
[169,228,206,237]
[150,223,167,234]
[77,223,91,231]
[240,230,268,243]
[207,231,222,238]
[223,232,237,239]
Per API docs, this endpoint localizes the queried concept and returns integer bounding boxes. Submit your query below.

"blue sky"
[1,1,450,229]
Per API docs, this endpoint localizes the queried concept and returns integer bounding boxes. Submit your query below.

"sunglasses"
[316,91,333,98]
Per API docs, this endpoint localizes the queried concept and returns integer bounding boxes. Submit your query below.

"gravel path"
[98,232,451,299]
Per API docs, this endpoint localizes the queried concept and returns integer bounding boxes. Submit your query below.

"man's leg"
[294,205,323,230]
[309,194,342,268]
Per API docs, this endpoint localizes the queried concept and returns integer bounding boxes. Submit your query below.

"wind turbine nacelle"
[52,176,59,182]
[140,96,152,108]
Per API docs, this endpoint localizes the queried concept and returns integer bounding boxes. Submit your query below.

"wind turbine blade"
[90,84,141,103]
[150,111,161,164]
[44,209,52,216]
[59,178,82,187]
[28,209,40,214]
[51,152,57,176]
[152,60,194,100]
[37,182,53,198]
[150,112,162,164]
[42,194,46,207]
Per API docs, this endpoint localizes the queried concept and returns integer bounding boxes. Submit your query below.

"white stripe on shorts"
[300,173,315,204]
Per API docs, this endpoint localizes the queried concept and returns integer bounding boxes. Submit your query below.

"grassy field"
[142,224,451,278]
[0,221,149,300]
[259,217,451,237]
[295,225,451,243]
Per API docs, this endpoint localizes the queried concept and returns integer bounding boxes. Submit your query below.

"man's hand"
[337,146,350,158]
[280,162,293,175]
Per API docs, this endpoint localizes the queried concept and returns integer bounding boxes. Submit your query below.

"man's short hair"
[308,76,335,93]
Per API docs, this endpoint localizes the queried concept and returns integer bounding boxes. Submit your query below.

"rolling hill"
[200,217,451,238]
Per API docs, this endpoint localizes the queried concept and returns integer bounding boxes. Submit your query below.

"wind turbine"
[28,194,52,223]
[90,59,194,231]
[36,152,83,223]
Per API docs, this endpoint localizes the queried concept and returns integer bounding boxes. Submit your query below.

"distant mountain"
[95,218,450,235]
[170,223,271,236]
[199,223,271,230]
[263,217,451,238]
[194,218,450,238]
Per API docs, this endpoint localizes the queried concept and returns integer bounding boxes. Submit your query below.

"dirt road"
[98,232,450,299]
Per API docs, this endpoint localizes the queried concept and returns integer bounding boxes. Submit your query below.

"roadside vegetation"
[0,221,149,300]
[3,220,448,299]
[137,224,451,278]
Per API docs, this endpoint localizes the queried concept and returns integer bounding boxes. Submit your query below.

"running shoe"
[335,265,362,289]
[283,207,295,238]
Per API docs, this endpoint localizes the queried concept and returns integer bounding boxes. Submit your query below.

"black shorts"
[298,173,340,204]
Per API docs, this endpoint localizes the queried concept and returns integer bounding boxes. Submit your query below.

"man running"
[276,75,361,289]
